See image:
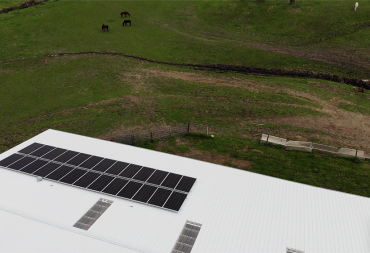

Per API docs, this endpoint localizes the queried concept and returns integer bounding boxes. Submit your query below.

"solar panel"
[175,176,196,193]
[117,181,143,199]
[8,156,36,171]
[18,143,44,154]
[59,168,87,184]
[148,188,172,207]
[0,142,196,212]
[163,192,188,211]
[147,170,168,185]
[29,145,55,157]
[105,161,128,175]
[102,178,129,195]
[33,162,61,177]
[119,164,142,178]
[132,184,157,203]
[133,167,155,182]
[80,156,105,170]
[46,165,74,181]
[88,175,115,192]
[161,173,182,189]
[54,150,79,163]
[42,148,67,160]
[20,159,49,174]
[0,154,25,167]
[73,172,100,188]
[66,153,91,166]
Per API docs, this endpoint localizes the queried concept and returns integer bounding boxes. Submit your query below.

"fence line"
[260,134,370,160]
[110,122,208,146]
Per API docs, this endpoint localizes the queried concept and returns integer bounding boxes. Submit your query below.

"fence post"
[266,134,270,144]
[187,122,190,133]
[151,132,153,142]
[132,134,135,146]
[207,126,208,136]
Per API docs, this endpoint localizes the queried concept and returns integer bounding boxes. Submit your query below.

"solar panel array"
[0,143,196,212]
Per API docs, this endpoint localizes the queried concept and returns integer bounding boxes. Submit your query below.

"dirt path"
[142,68,370,152]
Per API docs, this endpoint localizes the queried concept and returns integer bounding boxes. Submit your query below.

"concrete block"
[285,141,312,152]
[260,134,287,146]
[365,154,370,161]
[260,134,269,144]
[337,148,365,159]
[312,143,338,156]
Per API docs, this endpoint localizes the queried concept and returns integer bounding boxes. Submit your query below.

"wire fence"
[111,122,208,146]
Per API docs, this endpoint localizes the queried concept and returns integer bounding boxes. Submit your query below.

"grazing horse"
[102,24,109,32]
[123,20,131,26]
[120,11,130,17]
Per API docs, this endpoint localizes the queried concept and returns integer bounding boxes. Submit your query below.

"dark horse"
[102,24,109,32]
[123,20,131,26]
[120,11,130,17]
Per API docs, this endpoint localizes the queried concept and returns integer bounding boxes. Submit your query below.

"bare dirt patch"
[140,68,370,152]
[174,147,251,170]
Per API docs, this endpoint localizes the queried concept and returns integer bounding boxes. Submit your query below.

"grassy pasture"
[1,0,370,197]
[139,133,370,197]
[0,0,25,9]
[0,0,369,77]
[193,1,370,46]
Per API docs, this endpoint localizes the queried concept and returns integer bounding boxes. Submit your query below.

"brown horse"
[120,11,130,17]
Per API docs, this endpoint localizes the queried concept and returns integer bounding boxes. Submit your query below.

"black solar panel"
[29,145,55,157]
[20,159,48,174]
[42,148,67,160]
[102,178,129,195]
[59,168,87,184]
[132,184,157,203]
[46,165,74,181]
[80,156,105,170]
[175,176,196,193]
[163,192,187,211]
[0,143,196,212]
[54,150,79,163]
[18,143,44,154]
[8,156,36,171]
[117,181,142,199]
[105,161,128,175]
[133,167,155,182]
[66,153,91,166]
[33,162,61,177]
[146,170,168,185]
[0,154,25,167]
[73,172,100,188]
[161,173,182,189]
[119,164,142,178]
[148,188,172,207]
[88,175,115,192]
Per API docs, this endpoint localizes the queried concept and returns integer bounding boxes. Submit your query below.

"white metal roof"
[0,129,370,253]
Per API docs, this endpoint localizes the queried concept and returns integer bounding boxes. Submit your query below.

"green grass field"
[1,0,370,197]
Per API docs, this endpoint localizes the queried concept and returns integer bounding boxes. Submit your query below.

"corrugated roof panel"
[0,129,370,252]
